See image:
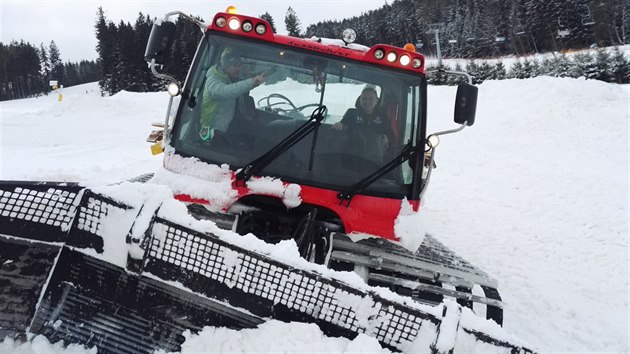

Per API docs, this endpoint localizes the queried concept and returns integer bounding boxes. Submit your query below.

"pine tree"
[114,20,135,92]
[491,62,507,80]
[285,7,302,37]
[555,54,571,77]
[508,61,526,79]
[568,52,593,78]
[48,41,64,85]
[95,7,117,95]
[260,12,277,33]
[592,49,613,82]
[609,47,630,83]
[0,41,45,100]
[38,43,50,83]
[132,13,155,92]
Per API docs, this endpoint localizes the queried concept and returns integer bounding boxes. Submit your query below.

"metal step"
[332,233,497,288]
[330,233,504,324]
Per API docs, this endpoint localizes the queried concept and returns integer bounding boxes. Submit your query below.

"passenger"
[200,48,265,142]
[332,86,393,161]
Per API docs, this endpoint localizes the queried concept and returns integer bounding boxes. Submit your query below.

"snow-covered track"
[0,181,535,353]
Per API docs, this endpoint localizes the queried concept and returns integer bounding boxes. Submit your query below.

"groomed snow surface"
[0,77,628,353]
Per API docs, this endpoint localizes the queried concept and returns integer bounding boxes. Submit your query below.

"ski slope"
[0,78,628,353]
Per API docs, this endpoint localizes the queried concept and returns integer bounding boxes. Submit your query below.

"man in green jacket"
[200,48,265,142]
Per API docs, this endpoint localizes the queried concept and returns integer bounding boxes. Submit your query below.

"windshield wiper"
[236,106,327,184]
[337,142,418,206]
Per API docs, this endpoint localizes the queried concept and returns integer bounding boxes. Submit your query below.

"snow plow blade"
[0,181,534,353]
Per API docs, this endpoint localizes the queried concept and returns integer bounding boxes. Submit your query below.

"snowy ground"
[0,78,628,353]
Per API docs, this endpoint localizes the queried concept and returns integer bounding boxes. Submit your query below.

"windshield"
[171,33,423,198]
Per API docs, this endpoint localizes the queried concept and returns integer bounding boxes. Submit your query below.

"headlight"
[412,58,422,69]
[427,135,440,148]
[374,49,385,60]
[242,21,253,32]
[342,28,357,44]
[228,18,240,30]
[400,55,410,66]
[386,51,397,63]
[215,17,227,28]
[255,23,267,35]
[167,82,181,97]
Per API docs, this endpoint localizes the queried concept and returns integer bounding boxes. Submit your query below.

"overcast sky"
[1,0,388,62]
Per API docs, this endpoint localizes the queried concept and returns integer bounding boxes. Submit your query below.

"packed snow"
[0,75,628,353]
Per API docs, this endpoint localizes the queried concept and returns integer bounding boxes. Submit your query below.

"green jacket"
[201,65,256,132]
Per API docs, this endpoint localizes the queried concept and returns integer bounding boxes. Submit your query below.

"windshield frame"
[169,31,427,201]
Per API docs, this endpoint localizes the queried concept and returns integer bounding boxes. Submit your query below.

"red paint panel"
[174,178,420,241]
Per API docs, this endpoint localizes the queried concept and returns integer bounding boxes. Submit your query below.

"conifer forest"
[1,0,628,100]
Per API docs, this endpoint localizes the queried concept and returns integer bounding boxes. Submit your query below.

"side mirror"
[454,83,478,126]
[144,20,176,65]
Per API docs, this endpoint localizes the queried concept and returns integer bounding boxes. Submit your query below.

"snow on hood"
[245,176,302,208]
[394,198,427,251]
[151,149,303,210]
[151,150,237,210]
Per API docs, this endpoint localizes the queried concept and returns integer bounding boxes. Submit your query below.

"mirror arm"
[162,11,208,33]
[149,58,178,84]
[420,123,466,200]
[429,123,467,139]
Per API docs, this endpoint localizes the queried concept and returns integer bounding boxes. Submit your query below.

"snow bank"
[423,76,628,352]
[1,77,627,352]
[0,335,95,354]
[163,320,392,354]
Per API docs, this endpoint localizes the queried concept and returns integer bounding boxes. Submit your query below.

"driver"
[200,48,266,143]
[333,85,393,162]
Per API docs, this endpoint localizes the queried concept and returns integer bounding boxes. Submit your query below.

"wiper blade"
[337,143,417,206]
[236,106,327,184]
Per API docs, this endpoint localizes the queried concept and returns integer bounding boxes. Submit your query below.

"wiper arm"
[236,106,327,184]
[337,143,417,207]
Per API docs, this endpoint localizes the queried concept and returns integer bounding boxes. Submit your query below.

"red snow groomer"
[0,7,533,354]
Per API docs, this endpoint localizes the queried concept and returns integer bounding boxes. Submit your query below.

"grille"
[145,218,438,349]
[0,181,82,242]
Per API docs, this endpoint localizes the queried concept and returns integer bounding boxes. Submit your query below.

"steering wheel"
[258,93,297,112]
[257,93,322,117]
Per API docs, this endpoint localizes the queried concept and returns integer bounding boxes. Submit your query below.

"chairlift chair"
[582,5,596,26]
[582,16,596,26]
[557,17,570,38]
[514,23,526,36]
